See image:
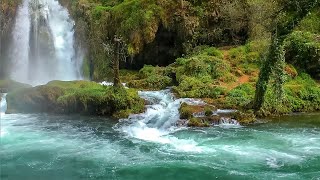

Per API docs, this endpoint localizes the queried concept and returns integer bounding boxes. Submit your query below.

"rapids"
[1,92,320,179]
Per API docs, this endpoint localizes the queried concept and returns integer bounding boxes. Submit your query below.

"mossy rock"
[187,117,210,127]
[179,102,216,119]
[179,102,194,119]
[6,80,144,118]
[232,111,256,125]
[0,79,32,93]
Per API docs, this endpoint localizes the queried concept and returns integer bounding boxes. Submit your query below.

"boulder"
[6,80,145,118]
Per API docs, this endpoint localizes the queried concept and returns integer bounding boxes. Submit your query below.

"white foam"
[100,81,127,87]
[0,93,7,114]
[1,94,8,137]
[118,90,209,153]
[217,117,242,129]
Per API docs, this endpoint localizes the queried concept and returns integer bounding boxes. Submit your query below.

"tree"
[102,36,127,87]
[253,0,319,111]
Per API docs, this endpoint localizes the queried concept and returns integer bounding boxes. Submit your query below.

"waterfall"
[0,93,7,114]
[0,93,7,137]
[9,0,82,85]
[118,90,184,142]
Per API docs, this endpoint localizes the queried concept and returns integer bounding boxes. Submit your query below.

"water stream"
[1,92,320,179]
[1,0,320,179]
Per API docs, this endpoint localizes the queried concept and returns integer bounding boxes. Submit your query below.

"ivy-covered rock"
[6,81,145,118]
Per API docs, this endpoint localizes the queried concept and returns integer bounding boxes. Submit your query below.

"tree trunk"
[253,36,281,111]
[113,40,122,87]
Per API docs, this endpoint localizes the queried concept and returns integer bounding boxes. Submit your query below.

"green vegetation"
[188,118,210,127]
[284,31,320,79]
[6,81,144,118]
[225,83,255,108]
[3,0,320,123]
[259,73,320,116]
[127,65,173,90]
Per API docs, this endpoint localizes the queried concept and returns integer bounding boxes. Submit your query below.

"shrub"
[226,83,255,108]
[284,31,320,79]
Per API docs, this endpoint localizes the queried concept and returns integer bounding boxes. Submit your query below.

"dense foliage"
[2,0,320,120]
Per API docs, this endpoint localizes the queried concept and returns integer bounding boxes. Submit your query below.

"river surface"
[1,92,320,180]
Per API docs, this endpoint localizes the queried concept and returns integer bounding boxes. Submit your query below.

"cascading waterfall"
[0,93,7,114]
[118,90,199,151]
[9,0,82,85]
[118,89,240,152]
[0,93,7,137]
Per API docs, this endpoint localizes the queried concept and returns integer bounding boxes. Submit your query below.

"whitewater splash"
[118,90,241,152]
[0,93,7,114]
[1,94,7,136]
[118,90,200,152]
[9,0,82,85]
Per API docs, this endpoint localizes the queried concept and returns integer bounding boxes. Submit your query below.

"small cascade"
[0,94,7,137]
[118,90,205,152]
[116,89,243,152]
[214,117,241,128]
[0,93,7,114]
[120,90,181,141]
[9,0,82,85]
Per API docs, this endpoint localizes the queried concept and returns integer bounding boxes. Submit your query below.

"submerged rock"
[6,80,144,117]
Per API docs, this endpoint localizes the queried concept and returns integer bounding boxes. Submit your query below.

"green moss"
[232,110,256,125]
[188,117,210,127]
[179,102,194,119]
[7,81,145,117]
[204,106,213,116]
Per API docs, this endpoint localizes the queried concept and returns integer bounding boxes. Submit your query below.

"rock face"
[6,81,145,117]
[57,0,249,80]
[0,0,22,78]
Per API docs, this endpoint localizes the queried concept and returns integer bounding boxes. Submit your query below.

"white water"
[9,0,30,83]
[9,0,82,85]
[118,90,241,153]
[0,93,7,114]
[1,93,8,136]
